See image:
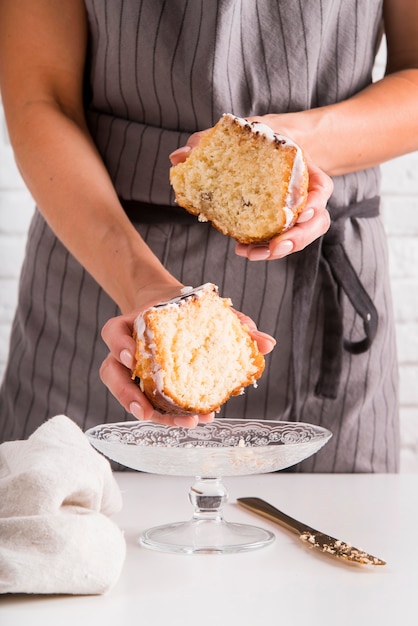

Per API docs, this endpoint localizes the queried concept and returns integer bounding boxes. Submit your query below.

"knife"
[237,497,386,566]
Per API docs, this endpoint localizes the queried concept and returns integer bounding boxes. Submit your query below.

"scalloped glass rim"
[85,419,332,477]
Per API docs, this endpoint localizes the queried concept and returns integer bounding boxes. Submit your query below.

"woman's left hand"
[170,131,333,263]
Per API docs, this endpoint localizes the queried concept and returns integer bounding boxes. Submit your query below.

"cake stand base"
[140,518,275,554]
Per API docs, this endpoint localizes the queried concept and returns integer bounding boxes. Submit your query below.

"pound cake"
[132,283,265,416]
[169,113,309,244]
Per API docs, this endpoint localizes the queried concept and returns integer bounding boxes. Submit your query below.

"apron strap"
[291,196,380,416]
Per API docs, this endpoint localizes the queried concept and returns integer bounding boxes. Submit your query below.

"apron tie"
[291,196,380,416]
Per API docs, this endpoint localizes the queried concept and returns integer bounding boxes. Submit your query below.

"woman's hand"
[100,294,276,428]
[170,131,333,262]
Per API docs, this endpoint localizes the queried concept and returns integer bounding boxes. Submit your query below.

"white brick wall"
[1,42,418,471]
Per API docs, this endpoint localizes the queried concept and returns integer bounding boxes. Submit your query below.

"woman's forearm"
[257,69,418,177]
[7,101,181,313]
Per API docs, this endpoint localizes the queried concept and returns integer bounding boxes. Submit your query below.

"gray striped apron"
[0,0,399,472]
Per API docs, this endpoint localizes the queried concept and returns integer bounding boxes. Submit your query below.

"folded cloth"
[0,415,126,595]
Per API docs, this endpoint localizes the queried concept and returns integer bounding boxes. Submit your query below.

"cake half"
[170,113,309,244]
[132,284,265,416]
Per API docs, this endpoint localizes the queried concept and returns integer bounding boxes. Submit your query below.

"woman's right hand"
[99,291,276,428]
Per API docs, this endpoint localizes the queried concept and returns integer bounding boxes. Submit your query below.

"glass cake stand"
[85,419,332,555]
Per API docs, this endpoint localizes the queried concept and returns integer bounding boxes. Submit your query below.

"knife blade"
[237,497,386,566]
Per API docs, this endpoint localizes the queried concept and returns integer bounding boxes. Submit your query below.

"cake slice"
[169,113,309,244]
[132,283,265,416]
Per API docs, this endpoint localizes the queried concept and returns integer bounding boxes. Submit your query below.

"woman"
[1,1,416,471]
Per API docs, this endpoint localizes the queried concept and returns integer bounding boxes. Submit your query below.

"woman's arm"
[0,0,182,315]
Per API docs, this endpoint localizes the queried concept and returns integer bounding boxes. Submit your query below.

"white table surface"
[1,471,416,626]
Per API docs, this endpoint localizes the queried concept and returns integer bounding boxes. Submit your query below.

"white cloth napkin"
[0,415,126,595]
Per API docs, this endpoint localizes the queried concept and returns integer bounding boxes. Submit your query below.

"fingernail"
[174,416,199,428]
[169,146,191,160]
[271,240,294,256]
[235,245,246,257]
[249,246,271,261]
[255,331,277,346]
[198,412,215,423]
[130,402,144,420]
[297,208,315,223]
[120,349,134,369]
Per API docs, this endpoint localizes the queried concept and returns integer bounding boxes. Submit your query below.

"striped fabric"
[0,0,400,472]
